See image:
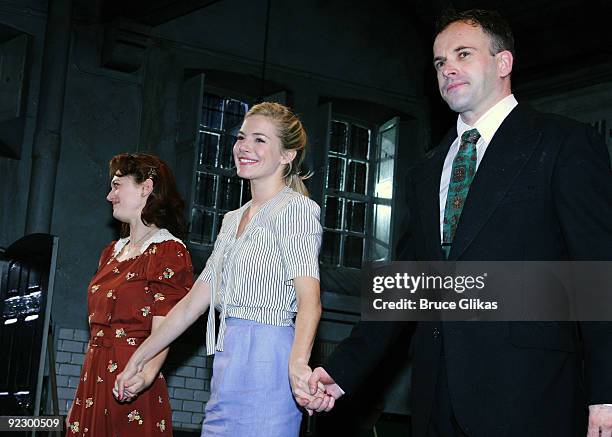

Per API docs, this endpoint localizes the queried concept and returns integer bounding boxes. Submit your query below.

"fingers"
[308,368,321,395]
[306,396,325,411]
[115,376,124,401]
[113,374,141,402]
[588,405,612,437]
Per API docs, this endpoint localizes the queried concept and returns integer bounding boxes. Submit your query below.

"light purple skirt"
[201,318,303,437]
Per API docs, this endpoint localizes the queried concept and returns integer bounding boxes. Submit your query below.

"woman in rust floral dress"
[66,153,193,436]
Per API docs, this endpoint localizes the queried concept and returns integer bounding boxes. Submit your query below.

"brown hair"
[435,9,515,57]
[109,153,187,239]
[244,102,311,196]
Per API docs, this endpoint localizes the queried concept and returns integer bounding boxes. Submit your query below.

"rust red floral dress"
[67,230,193,436]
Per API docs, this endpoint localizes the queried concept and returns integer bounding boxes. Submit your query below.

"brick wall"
[55,327,212,431]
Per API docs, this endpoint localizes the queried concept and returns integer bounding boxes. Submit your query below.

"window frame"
[187,85,255,247]
[321,113,379,268]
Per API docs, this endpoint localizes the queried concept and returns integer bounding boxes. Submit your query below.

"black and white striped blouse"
[198,186,323,355]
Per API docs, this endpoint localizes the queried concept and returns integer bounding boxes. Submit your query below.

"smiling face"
[106,174,150,223]
[433,21,513,125]
[233,114,294,186]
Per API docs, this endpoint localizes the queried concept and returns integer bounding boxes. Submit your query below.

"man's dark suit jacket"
[325,105,612,437]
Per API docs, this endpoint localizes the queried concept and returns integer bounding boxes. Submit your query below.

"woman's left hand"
[289,361,326,411]
[113,368,148,402]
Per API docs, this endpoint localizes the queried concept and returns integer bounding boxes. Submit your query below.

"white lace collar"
[112,228,185,258]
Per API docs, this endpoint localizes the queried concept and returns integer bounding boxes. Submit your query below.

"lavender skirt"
[201,318,302,437]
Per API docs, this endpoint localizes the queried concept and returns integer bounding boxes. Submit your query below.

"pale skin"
[302,20,612,434]
[114,114,329,411]
[67,173,169,426]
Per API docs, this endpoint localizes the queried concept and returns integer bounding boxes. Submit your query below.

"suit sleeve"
[325,169,419,395]
[553,122,612,404]
[325,321,411,395]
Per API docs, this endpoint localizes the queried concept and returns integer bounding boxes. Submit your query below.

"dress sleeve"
[275,196,323,281]
[97,241,116,270]
[147,241,194,316]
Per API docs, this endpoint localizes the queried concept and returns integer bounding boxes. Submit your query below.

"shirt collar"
[456,94,518,143]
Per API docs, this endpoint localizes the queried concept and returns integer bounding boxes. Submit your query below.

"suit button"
[433,328,440,339]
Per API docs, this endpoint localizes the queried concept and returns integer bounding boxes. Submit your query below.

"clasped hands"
[290,364,343,415]
[112,359,147,403]
[111,358,343,415]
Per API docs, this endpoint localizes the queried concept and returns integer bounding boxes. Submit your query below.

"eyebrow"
[433,46,477,63]
[238,131,270,139]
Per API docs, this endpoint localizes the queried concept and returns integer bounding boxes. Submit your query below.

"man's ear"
[141,178,154,197]
[497,50,513,78]
[281,149,297,165]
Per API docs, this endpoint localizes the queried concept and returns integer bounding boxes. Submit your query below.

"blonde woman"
[115,102,327,436]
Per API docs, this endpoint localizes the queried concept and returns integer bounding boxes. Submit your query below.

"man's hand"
[588,405,612,437]
[301,367,343,413]
[290,361,330,416]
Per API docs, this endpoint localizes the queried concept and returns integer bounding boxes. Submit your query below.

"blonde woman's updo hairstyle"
[244,102,310,196]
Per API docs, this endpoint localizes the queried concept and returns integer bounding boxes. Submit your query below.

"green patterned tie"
[442,128,480,258]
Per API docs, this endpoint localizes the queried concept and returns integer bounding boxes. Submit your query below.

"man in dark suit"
[299,9,612,437]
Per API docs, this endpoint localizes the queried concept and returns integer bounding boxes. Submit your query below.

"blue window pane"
[324,196,342,230]
[190,208,214,244]
[195,172,217,207]
[330,121,348,154]
[219,176,242,211]
[321,231,341,266]
[345,200,366,233]
[201,94,224,130]
[349,125,370,160]
[344,236,363,268]
[346,161,367,195]
[198,132,220,167]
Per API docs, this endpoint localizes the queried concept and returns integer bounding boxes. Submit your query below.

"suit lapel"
[414,130,455,260]
[449,105,542,260]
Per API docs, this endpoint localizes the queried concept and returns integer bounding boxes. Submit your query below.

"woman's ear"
[281,149,297,165]
[141,178,154,197]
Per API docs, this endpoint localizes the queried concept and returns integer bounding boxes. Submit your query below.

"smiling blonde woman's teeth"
[239,158,258,164]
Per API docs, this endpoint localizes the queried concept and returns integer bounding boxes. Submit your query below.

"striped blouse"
[198,186,323,355]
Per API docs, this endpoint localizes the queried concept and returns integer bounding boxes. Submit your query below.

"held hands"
[289,361,328,416]
[307,367,343,411]
[587,404,612,437]
[113,357,147,403]
[291,366,343,414]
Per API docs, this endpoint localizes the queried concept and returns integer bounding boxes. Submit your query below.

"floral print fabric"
[66,238,193,436]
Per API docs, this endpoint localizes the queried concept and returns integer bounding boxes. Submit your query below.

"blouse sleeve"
[275,196,323,281]
[198,211,235,283]
[147,241,194,316]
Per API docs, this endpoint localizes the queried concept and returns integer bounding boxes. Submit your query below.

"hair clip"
[147,168,157,179]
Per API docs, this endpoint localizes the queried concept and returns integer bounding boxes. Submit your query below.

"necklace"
[125,227,156,257]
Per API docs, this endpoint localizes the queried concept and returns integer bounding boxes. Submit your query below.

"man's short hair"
[435,9,515,57]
